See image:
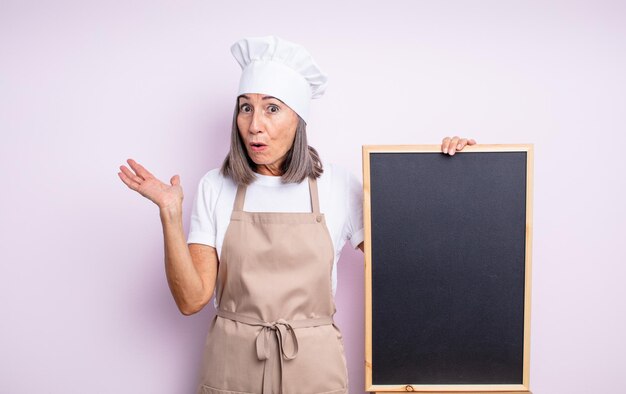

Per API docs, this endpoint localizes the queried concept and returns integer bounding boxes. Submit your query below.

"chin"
[247,153,270,166]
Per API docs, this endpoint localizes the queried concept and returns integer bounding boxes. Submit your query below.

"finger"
[120,165,143,184]
[118,171,141,191]
[457,138,468,150]
[170,174,180,186]
[448,136,460,156]
[441,137,451,154]
[468,138,477,145]
[127,159,154,180]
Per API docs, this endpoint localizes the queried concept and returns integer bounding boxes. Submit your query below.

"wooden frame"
[363,144,533,393]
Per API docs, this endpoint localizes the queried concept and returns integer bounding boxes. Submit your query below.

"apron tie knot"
[216,309,333,394]
[256,319,299,362]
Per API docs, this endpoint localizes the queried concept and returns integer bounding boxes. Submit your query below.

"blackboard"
[363,145,533,393]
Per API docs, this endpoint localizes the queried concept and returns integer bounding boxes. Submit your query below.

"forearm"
[160,205,206,314]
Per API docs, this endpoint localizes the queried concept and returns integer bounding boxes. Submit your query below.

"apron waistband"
[217,309,333,394]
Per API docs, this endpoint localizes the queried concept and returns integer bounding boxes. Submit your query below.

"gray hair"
[220,102,323,185]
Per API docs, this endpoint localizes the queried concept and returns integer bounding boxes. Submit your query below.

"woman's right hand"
[118,158,183,210]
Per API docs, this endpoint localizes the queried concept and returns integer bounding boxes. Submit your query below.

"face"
[237,93,299,176]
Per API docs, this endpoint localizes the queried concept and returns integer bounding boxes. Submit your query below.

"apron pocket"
[200,384,255,394]
[197,319,265,394]
[282,326,348,394]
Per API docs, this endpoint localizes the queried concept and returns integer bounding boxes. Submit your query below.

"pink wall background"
[2,1,625,393]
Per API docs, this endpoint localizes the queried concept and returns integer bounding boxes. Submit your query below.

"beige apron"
[197,177,348,394]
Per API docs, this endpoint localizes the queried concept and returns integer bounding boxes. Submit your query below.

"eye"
[267,104,279,113]
[240,103,252,113]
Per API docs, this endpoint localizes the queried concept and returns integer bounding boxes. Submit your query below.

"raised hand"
[118,159,183,210]
[441,136,477,156]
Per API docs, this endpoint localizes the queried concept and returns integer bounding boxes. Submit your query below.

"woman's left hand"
[441,136,477,156]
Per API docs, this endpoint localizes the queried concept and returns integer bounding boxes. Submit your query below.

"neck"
[256,164,283,176]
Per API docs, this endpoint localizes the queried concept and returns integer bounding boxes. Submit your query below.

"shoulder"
[198,168,233,186]
[195,168,237,196]
[198,168,224,184]
[319,162,361,189]
[317,163,362,214]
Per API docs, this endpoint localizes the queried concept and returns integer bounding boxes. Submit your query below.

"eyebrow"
[238,94,285,104]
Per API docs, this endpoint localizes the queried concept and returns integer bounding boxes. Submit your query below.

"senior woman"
[118,36,475,394]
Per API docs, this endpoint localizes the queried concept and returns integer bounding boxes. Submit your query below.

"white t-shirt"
[187,163,364,295]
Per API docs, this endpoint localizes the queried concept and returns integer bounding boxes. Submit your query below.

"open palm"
[118,159,183,210]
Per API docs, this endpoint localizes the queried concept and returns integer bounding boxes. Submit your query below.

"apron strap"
[308,177,321,214]
[217,309,333,394]
[233,183,246,212]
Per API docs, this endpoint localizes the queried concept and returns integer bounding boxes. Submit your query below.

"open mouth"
[249,142,268,152]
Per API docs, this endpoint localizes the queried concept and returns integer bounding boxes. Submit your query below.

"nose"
[248,110,264,135]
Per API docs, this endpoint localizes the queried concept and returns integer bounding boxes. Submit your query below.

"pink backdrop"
[2,1,625,393]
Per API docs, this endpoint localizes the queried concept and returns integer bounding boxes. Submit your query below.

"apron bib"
[197,177,348,394]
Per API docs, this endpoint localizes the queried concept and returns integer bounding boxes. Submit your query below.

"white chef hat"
[230,35,328,123]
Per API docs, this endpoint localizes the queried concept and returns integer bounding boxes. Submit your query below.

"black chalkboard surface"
[363,145,533,393]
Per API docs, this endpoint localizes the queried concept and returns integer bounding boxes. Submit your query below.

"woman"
[118,36,475,394]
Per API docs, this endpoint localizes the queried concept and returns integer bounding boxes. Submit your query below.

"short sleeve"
[345,170,364,249]
[187,174,218,247]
